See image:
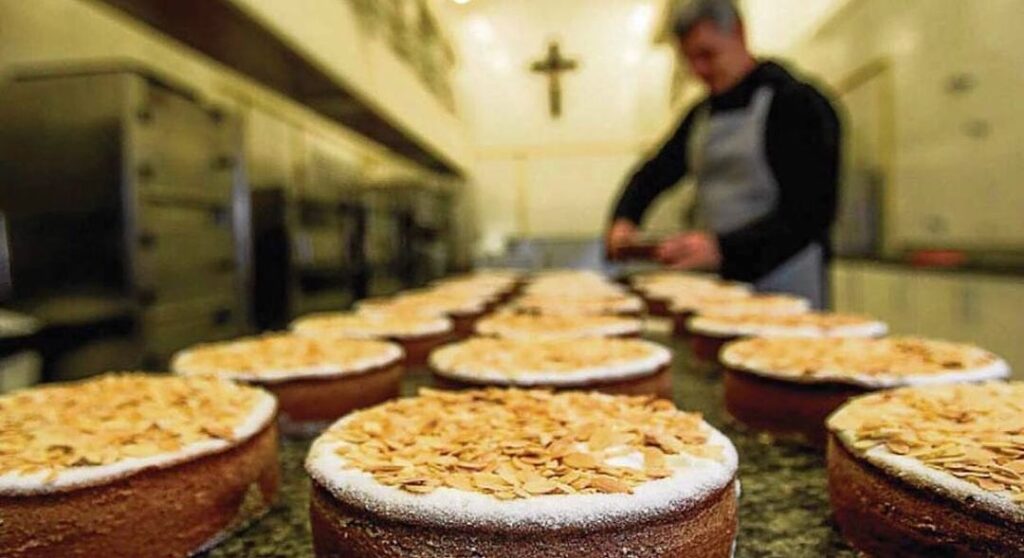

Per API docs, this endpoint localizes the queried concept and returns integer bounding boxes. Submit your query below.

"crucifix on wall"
[530,41,579,119]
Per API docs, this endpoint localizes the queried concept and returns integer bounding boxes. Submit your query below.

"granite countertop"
[207,334,857,558]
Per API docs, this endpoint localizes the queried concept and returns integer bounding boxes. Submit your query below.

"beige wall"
[440,0,681,249]
[781,0,1024,252]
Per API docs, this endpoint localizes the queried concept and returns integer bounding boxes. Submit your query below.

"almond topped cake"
[522,271,628,298]
[306,388,739,557]
[475,311,643,340]
[0,373,279,558]
[686,311,887,363]
[290,310,453,365]
[719,337,1010,444]
[629,270,720,292]
[826,382,1024,556]
[665,286,755,336]
[173,334,404,436]
[683,293,810,318]
[506,292,645,316]
[631,273,750,317]
[429,337,672,397]
[431,271,522,301]
[357,290,492,336]
[664,284,753,312]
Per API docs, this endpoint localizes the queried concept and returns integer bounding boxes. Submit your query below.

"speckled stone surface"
[205,333,857,558]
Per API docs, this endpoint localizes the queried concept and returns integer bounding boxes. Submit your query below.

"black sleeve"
[717,84,840,282]
[610,104,702,224]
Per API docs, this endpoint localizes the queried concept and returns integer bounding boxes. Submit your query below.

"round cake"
[306,388,739,557]
[631,273,750,317]
[669,292,802,336]
[173,334,404,436]
[429,337,673,397]
[826,382,1024,556]
[291,311,452,366]
[720,337,1010,444]
[685,311,887,363]
[358,291,492,337]
[629,271,719,293]
[0,373,279,558]
[507,292,645,316]
[523,271,628,299]
[475,311,643,340]
[431,271,522,303]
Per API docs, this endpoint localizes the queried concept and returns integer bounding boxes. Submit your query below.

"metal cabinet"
[0,68,250,376]
[290,149,367,315]
[360,177,459,294]
[362,187,412,296]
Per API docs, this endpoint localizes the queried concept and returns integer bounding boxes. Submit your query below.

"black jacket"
[611,61,841,283]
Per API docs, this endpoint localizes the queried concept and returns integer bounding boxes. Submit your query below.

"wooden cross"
[530,41,579,119]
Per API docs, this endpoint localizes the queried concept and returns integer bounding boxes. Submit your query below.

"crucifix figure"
[530,41,579,119]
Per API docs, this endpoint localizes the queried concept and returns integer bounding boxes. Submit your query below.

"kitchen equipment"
[0,66,251,376]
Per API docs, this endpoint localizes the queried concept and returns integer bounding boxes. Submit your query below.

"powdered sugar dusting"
[475,313,643,340]
[720,339,1010,388]
[291,312,453,339]
[0,392,276,496]
[430,339,671,387]
[172,341,404,384]
[306,425,738,530]
[688,315,888,339]
[831,430,1024,523]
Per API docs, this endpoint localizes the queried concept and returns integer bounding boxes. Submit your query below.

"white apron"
[688,87,825,308]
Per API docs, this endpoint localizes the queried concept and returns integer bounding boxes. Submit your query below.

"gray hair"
[671,0,741,37]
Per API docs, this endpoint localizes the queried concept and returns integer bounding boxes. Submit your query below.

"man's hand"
[606,219,639,258]
[655,231,723,270]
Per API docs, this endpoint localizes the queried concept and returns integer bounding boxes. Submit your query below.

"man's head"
[672,0,753,93]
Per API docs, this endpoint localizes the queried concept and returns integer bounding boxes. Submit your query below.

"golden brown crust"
[0,423,279,558]
[430,365,673,399]
[827,435,1024,557]
[259,364,403,435]
[672,311,694,337]
[689,333,736,363]
[724,369,867,446]
[449,311,484,338]
[644,297,672,317]
[396,332,454,367]
[309,479,738,558]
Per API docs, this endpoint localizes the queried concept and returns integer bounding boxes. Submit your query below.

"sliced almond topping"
[591,476,632,494]
[0,373,266,479]
[831,382,1024,503]
[522,478,559,494]
[562,452,599,469]
[324,388,718,500]
[977,478,1006,492]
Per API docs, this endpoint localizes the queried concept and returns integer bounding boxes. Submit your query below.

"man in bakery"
[606,0,840,308]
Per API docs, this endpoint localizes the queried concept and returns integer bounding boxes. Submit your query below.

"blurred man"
[607,0,840,307]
